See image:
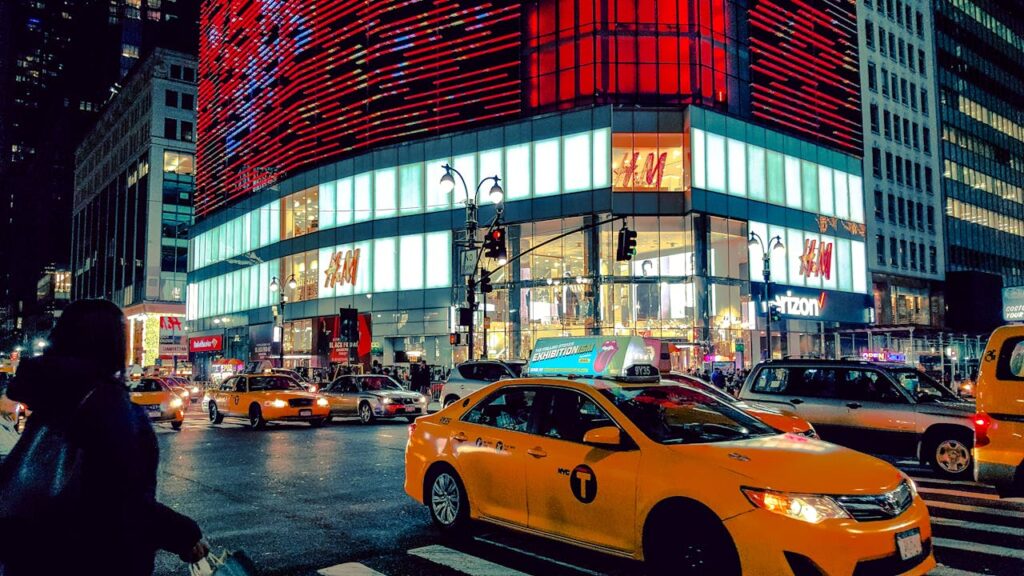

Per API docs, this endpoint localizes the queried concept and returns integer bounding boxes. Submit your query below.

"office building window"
[880,28,888,56]
[896,157,904,185]
[920,244,927,272]
[918,49,926,75]
[898,197,906,225]
[925,167,933,193]
[875,189,884,220]
[885,152,894,181]
[900,79,908,105]
[888,194,896,223]
[884,110,892,138]
[921,89,929,115]
[890,237,898,266]
[900,239,908,268]
[927,206,935,232]
[929,246,937,273]
[868,63,877,91]
[281,187,320,239]
[910,83,917,109]
[876,235,886,265]
[912,124,920,149]
[165,90,177,108]
[181,93,194,110]
[872,147,883,178]
[170,64,182,79]
[903,119,911,146]
[917,203,924,231]
[180,121,193,142]
[923,128,931,154]
[881,67,889,96]
[164,118,176,139]
[908,200,915,228]
[909,241,917,269]
[916,12,924,37]
[913,163,922,190]
[894,115,901,142]
[870,104,880,133]
[866,21,875,49]
[183,67,196,83]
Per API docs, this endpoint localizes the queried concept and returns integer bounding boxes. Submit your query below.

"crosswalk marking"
[474,536,605,576]
[928,566,991,576]
[933,537,1024,560]
[931,516,1024,537]
[917,486,1002,501]
[925,499,1024,519]
[409,545,532,576]
[318,563,387,576]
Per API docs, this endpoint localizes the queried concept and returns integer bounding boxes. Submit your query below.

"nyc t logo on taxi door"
[570,464,597,503]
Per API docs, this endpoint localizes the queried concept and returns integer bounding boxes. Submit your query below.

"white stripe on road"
[409,545,531,576]
[928,566,991,576]
[926,500,1024,519]
[318,563,387,576]
[917,487,1002,501]
[474,536,604,576]
[911,476,993,490]
[932,516,1024,537]
[934,537,1024,560]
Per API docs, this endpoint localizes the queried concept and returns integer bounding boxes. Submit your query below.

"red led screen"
[196,0,522,217]
[525,0,734,111]
[747,0,861,155]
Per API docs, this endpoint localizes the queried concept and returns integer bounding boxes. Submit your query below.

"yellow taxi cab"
[660,372,817,437]
[207,373,329,429]
[0,374,29,434]
[975,325,1024,496]
[405,337,934,576]
[128,377,186,430]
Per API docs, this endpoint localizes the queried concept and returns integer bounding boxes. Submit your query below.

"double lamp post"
[748,231,785,361]
[270,273,297,367]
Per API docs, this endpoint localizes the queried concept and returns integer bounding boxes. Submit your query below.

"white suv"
[438,360,518,407]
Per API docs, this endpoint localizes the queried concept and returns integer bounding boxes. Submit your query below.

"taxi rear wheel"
[209,402,224,424]
[248,405,267,429]
[171,421,182,431]
[643,501,740,576]
[426,467,470,533]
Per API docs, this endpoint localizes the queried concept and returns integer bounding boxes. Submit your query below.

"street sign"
[735,342,745,353]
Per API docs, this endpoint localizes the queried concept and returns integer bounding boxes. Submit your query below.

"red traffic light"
[491,229,502,240]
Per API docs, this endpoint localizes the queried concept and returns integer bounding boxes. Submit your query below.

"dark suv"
[739,359,976,477]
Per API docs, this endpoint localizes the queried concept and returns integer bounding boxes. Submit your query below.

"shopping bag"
[190,550,258,576]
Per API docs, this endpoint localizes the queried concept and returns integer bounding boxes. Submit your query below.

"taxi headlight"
[741,487,850,524]
[904,475,918,498]
[191,386,200,393]
[169,397,184,409]
[316,397,329,407]
[268,398,287,409]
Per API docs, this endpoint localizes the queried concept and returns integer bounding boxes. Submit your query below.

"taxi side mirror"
[583,426,622,448]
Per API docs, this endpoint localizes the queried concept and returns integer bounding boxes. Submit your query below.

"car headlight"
[904,475,918,498]
[269,398,287,409]
[316,397,329,407]
[191,386,200,393]
[417,395,427,404]
[741,487,850,524]
[381,397,393,404]
[169,397,184,409]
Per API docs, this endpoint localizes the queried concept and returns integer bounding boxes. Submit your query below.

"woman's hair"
[47,299,127,378]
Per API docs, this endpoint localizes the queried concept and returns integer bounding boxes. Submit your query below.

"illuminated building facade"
[189,0,870,369]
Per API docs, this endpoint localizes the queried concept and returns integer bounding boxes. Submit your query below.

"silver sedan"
[321,374,428,424]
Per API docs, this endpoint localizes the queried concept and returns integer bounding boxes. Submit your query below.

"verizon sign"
[189,335,223,353]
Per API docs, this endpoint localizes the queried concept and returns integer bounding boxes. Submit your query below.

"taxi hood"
[670,434,905,496]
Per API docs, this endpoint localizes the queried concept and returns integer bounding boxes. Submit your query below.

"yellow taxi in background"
[0,375,29,434]
[975,325,1024,496]
[207,373,329,429]
[128,377,185,430]
[405,337,935,576]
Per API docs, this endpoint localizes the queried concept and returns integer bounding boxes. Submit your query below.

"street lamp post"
[439,164,504,361]
[748,232,785,360]
[270,274,297,368]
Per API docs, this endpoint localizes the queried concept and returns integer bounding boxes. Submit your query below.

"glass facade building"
[190,1,869,371]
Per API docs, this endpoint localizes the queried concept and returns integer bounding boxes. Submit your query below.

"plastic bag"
[190,550,257,576]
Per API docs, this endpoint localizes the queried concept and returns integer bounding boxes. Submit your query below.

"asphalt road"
[3,406,1023,576]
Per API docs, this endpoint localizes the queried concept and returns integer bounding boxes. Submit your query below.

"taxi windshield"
[597,384,776,444]
[360,376,403,391]
[249,376,301,392]
[129,379,166,393]
[889,368,958,401]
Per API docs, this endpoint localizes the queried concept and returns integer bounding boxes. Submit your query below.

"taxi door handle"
[452,432,468,442]
[846,402,862,409]
[790,398,804,405]
[527,447,547,459]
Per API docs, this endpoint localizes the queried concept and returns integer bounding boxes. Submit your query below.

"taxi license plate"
[896,528,922,561]
[148,410,162,418]
[299,409,312,417]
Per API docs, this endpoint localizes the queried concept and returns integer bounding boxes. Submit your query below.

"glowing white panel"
[239,267,251,311]
[354,173,372,223]
[477,150,502,205]
[785,156,802,209]
[592,128,610,188]
[851,241,867,293]
[534,138,561,196]
[269,204,280,244]
[563,132,592,192]
[336,177,353,226]
[787,229,807,287]
[242,212,252,253]
[453,154,477,205]
[768,225,788,285]
[374,237,397,292]
[318,247,337,299]
[727,139,746,196]
[836,238,853,292]
[425,231,451,288]
[260,204,271,247]
[821,235,838,291]
[258,262,271,308]
[249,265,260,310]
[400,234,425,290]
[352,241,372,294]
[818,166,834,217]
[692,129,706,189]
[399,163,423,215]
[186,283,198,320]
[747,145,766,201]
[332,243,354,297]
[318,180,336,229]
[848,175,864,223]
[425,159,452,211]
[833,170,850,219]
[747,221,769,283]
[706,133,726,193]
[374,168,397,219]
[505,144,531,199]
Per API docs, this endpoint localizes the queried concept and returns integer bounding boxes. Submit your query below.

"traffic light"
[479,270,493,293]
[483,227,507,262]
[450,333,461,345]
[616,226,638,261]
[339,307,359,343]
[769,304,782,323]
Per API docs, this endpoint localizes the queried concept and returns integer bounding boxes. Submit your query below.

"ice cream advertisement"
[527,336,656,378]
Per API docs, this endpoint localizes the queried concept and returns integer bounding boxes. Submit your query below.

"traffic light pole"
[763,255,772,361]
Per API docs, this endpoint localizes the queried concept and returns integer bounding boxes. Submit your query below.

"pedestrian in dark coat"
[0,299,208,576]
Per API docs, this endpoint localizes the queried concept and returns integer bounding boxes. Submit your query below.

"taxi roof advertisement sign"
[528,336,656,378]
[1003,286,1024,322]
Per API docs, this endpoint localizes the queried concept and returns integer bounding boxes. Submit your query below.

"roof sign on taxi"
[527,336,659,382]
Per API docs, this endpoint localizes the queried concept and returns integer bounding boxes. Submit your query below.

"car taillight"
[408,422,417,437]
[974,412,993,447]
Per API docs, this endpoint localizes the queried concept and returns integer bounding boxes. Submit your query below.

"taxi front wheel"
[643,502,740,576]
[426,467,471,534]
[209,402,224,424]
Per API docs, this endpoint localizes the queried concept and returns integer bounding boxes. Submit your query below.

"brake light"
[408,422,417,437]
[974,412,993,447]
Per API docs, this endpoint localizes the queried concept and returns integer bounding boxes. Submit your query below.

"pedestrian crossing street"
[313,460,1024,576]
